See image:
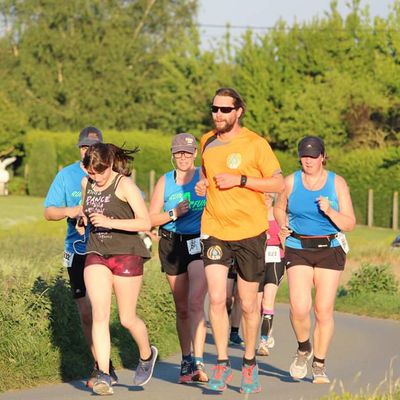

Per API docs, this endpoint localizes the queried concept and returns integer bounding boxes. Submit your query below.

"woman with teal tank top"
[149,133,208,384]
[274,136,356,385]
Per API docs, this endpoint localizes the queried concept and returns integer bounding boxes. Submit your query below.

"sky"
[197,0,394,50]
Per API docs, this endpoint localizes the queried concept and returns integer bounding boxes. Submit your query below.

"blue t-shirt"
[162,168,206,234]
[44,161,87,254]
[286,170,340,249]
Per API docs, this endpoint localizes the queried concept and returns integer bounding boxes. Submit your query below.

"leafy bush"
[7,176,27,196]
[27,138,57,197]
[347,264,399,296]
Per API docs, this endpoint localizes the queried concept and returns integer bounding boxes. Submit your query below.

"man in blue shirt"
[44,126,118,386]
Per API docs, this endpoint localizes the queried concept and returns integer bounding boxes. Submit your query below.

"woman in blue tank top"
[274,136,356,385]
[149,133,208,384]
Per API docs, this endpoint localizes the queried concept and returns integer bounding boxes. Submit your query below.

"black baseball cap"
[77,126,103,147]
[298,136,325,158]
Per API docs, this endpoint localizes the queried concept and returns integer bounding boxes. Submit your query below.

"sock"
[298,339,312,353]
[243,356,256,366]
[140,348,153,362]
[313,356,325,365]
[182,354,192,363]
[261,313,274,337]
[231,326,239,334]
[217,359,230,366]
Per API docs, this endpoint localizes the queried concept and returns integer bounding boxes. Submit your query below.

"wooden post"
[149,170,155,198]
[131,168,136,183]
[393,191,398,231]
[367,189,373,228]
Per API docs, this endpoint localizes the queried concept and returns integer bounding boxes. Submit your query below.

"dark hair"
[83,143,139,177]
[213,87,246,119]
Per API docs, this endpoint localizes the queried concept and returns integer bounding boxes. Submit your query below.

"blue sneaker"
[240,363,261,394]
[207,363,233,391]
[229,331,244,346]
[93,370,113,395]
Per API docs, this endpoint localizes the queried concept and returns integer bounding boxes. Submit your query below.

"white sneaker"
[257,338,270,356]
[312,361,330,384]
[289,349,313,379]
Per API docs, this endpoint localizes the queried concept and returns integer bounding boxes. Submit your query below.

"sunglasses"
[173,151,194,159]
[211,105,237,114]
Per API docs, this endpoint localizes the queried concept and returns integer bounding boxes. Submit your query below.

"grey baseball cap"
[171,133,197,154]
[77,126,103,147]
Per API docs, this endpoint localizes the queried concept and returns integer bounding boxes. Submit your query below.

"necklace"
[303,169,326,191]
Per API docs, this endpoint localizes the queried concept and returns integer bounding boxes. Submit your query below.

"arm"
[89,177,151,232]
[274,175,293,245]
[44,205,81,221]
[317,175,356,232]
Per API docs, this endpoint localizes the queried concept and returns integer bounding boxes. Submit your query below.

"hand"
[214,173,240,189]
[195,178,209,196]
[75,215,87,235]
[175,199,190,218]
[89,213,112,229]
[317,196,331,215]
[278,225,292,246]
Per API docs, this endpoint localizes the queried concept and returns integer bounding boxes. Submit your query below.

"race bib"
[265,246,281,263]
[187,237,201,255]
[336,232,349,254]
[63,250,74,268]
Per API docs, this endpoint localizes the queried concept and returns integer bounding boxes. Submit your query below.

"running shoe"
[289,349,313,379]
[178,359,193,384]
[312,361,330,384]
[257,338,270,356]
[192,362,209,383]
[86,364,99,389]
[229,331,244,346]
[240,363,261,394]
[266,335,275,349]
[207,364,233,391]
[86,361,118,388]
[134,345,158,386]
[93,371,113,395]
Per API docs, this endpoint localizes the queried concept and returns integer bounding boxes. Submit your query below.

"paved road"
[1,304,399,400]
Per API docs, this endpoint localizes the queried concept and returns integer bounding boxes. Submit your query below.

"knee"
[290,304,310,321]
[189,297,205,314]
[209,293,226,311]
[175,304,189,320]
[314,305,334,324]
[240,298,258,315]
[120,315,136,330]
[79,308,93,327]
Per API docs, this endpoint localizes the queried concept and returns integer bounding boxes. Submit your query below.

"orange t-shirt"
[200,127,281,241]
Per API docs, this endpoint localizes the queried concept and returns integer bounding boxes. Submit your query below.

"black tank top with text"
[84,174,150,259]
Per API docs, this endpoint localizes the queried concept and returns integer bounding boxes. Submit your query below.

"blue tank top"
[286,170,340,249]
[162,168,206,234]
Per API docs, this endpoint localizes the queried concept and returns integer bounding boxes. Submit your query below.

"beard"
[214,119,235,134]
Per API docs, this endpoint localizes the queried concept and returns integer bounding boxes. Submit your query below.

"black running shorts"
[284,246,346,271]
[202,232,267,283]
[158,229,202,276]
[67,253,86,299]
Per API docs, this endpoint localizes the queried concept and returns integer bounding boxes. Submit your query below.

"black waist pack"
[291,231,337,249]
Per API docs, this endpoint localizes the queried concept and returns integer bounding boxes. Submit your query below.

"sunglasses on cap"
[211,105,237,114]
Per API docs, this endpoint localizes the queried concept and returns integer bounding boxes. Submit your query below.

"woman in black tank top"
[79,143,157,395]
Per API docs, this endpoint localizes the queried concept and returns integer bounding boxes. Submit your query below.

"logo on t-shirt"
[227,153,242,169]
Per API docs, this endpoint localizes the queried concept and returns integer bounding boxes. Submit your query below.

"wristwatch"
[168,209,177,221]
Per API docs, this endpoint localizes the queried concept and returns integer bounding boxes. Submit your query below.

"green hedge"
[0,262,177,391]
[23,130,399,227]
